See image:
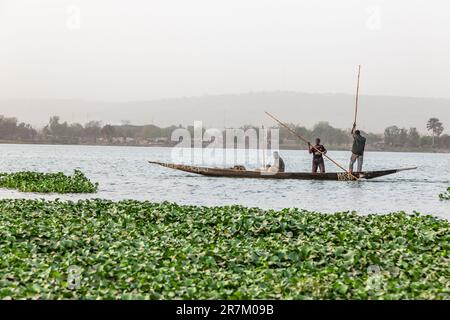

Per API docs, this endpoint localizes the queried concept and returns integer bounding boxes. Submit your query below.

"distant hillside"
[1,92,449,133]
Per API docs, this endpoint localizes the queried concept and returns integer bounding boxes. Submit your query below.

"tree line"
[382,118,447,149]
[0,115,448,150]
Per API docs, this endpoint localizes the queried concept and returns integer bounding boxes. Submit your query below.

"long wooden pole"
[354,65,361,126]
[265,111,359,180]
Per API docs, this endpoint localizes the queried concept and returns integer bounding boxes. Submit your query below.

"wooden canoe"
[149,161,417,181]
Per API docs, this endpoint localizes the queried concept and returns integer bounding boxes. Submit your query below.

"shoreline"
[1,140,449,154]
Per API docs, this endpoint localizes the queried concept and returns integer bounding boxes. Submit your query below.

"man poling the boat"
[349,65,366,173]
[308,138,327,173]
[265,151,286,173]
[349,124,366,173]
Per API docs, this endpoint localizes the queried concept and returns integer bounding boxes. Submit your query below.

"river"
[0,144,448,219]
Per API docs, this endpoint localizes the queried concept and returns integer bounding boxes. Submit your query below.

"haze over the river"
[1,0,449,132]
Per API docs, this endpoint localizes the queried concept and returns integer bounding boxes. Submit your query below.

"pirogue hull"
[149,161,417,181]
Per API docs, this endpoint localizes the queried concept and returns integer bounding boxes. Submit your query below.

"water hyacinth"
[0,199,448,300]
[0,170,98,193]
[439,187,450,200]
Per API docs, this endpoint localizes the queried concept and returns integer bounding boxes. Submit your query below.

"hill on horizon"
[1,92,449,134]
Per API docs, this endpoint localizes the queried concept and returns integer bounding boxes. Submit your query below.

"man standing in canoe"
[349,123,366,173]
[308,138,327,173]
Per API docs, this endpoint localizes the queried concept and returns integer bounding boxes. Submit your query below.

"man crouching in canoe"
[308,138,327,173]
[265,151,286,173]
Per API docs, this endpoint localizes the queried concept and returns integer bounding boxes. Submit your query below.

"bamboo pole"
[354,65,361,126]
[265,111,359,180]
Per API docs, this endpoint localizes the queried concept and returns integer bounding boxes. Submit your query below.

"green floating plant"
[0,170,98,193]
[0,200,448,300]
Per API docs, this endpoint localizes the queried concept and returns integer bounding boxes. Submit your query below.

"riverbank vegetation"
[440,187,450,200]
[0,170,98,193]
[0,200,448,299]
[0,114,449,152]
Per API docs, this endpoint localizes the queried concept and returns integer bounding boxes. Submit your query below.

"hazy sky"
[1,0,449,101]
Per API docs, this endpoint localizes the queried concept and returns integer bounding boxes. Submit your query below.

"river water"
[0,144,448,219]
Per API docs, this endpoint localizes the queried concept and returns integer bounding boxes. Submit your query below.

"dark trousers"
[312,157,325,173]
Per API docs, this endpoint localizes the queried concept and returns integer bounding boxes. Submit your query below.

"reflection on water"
[0,144,449,219]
